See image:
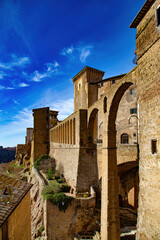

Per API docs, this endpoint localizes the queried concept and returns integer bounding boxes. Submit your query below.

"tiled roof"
[0,174,32,228]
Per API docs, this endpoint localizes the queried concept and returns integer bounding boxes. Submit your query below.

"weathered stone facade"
[17,0,160,239]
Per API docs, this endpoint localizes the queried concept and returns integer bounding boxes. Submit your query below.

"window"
[130,108,137,114]
[121,133,129,144]
[112,80,115,84]
[103,97,107,113]
[133,133,136,137]
[130,89,134,95]
[156,6,160,27]
[151,139,157,154]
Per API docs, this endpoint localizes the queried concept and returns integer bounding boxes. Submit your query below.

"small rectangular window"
[151,139,157,154]
[130,108,137,114]
[156,6,160,27]
[112,80,115,84]
[130,89,134,95]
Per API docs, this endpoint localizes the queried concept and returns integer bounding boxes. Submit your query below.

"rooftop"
[72,66,105,82]
[0,174,32,228]
[130,0,156,28]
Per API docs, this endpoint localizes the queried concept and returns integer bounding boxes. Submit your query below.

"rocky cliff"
[0,146,16,163]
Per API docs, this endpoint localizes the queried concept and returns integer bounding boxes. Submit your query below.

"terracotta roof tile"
[0,174,32,228]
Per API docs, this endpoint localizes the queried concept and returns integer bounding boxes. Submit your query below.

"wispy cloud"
[0,54,30,70]
[32,70,46,82]
[6,87,15,90]
[61,46,74,56]
[0,107,33,143]
[60,44,93,63]
[79,47,92,63]
[50,98,74,120]
[2,0,36,60]
[0,97,74,146]
[19,82,29,87]
[12,99,19,105]
[32,61,60,82]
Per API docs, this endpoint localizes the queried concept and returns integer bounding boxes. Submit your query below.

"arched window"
[121,133,129,144]
[103,97,107,113]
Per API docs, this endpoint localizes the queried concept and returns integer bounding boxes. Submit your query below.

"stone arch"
[88,108,99,146]
[108,82,133,146]
[101,81,134,240]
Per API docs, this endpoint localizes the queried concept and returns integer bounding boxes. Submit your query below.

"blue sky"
[0,0,145,147]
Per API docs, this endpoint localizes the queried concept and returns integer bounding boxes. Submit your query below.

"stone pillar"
[101,120,120,240]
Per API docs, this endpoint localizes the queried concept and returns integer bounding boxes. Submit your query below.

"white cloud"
[32,61,59,82]
[80,48,91,63]
[0,97,74,146]
[50,98,74,120]
[0,107,33,145]
[12,99,19,105]
[61,44,93,63]
[19,82,29,87]
[0,54,30,70]
[6,87,15,90]
[32,70,47,82]
[46,61,59,73]
[61,46,74,56]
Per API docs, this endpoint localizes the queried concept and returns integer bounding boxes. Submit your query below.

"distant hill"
[0,146,16,163]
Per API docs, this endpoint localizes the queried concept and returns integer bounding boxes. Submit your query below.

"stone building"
[17,0,160,239]
[0,175,32,240]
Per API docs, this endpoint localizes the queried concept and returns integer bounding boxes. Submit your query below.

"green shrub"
[39,225,44,233]
[41,180,61,199]
[20,164,24,168]
[57,177,65,183]
[60,183,70,192]
[46,168,54,180]
[33,154,48,169]
[47,192,73,211]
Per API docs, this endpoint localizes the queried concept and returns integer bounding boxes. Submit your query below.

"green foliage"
[41,179,72,211]
[60,183,70,192]
[12,163,16,168]
[20,163,24,168]
[33,154,48,169]
[41,180,61,199]
[57,177,65,183]
[47,192,73,211]
[39,225,44,233]
[46,168,54,180]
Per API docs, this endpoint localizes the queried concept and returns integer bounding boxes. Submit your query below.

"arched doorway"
[101,82,134,240]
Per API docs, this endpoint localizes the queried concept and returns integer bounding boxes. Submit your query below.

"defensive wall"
[18,0,160,239]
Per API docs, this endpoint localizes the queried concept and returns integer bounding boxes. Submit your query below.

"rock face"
[30,168,45,240]
[0,146,16,163]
